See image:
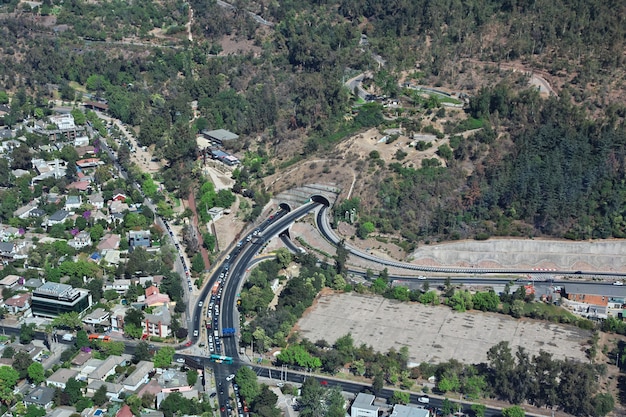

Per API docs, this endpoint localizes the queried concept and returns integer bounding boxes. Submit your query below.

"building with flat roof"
[31,282,92,318]
[390,404,430,417]
[202,129,239,146]
[351,393,379,417]
[129,230,151,251]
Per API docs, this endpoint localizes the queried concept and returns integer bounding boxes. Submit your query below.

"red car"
[185,341,192,347]
[320,380,328,386]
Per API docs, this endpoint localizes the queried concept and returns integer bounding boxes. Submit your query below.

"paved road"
[316,206,626,278]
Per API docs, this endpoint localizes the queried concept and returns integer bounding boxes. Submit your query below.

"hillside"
[0,0,625,245]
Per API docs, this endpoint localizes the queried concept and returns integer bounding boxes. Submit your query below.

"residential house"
[117,405,134,417]
[71,350,92,367]
[68,230,92,249]
[0,274,21,289]
[110,305,126,333]
[47,368,79,389]
[86,380,124,400]
[4,293,30,314]
[88,355,127,383]
[67,180,90,192]
[0,242,17,260]
[10,343,43,361]
[103,250,121,265]
[137,380,163,408]
[0,224,20,241]
[78,358,103,381]
[82,308,110,328]
[110,199,130,215]
[158,369,196,394]
[74,136,89,147]
[13,202,38,219]
[97,233,121,252]
[76,158,102,169]
[29,208,46,218]
[88,193,105,210]
[144,286,170,307]
[75,145,95,157]
[24,386,55,409]
[104,279,132,295]
[46,209,70,227]
[112,193,127,202]
[139,275,164,287]
[144,305,172,338]
[351,393,379,417]
[123,361,154,392]
[91,210,110,224]
[30,158,66,182]
[129,230,151,251]
[64,195,82,211]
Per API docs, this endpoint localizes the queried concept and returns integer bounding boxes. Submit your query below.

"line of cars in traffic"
[162,219,194,293]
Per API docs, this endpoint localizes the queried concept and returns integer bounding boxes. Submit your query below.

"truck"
[211,282,220,295]
[62,333,74,342]
[222,328,236,337]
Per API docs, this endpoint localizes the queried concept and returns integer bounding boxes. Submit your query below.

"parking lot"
[295,292,591,365]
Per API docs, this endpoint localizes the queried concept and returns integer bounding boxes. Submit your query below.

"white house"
[123,361,154,392]
[47,368,79,390]
[351,393,379,417]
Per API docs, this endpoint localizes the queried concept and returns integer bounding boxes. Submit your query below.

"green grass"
[437,95,462,105]
[521,302,579,323]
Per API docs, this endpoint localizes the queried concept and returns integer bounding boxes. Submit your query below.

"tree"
[252,385,281,417]
[23,405,46,417]
[133,341,152,363]
[593,393,614,416]
[1,346,14,359]
[235,366,260,402]
[124,323,143,339]
[0,366,19,406]
[27,362,45,384]
[372,373,384,395]
[186,369,198,386]
[471,404,486,417]
[20,323,36,344]
[63,378,84,405]
[275,248,293,269]
[334,239,348,275]
[125,308,145,328]
[75,330,89,349]
[153,346,175,369]
[92,384,108,406]
[298,378,326,417]
[13,351,33,379]
[502,405,525,417]
[52,312,83,330]
[390,391,409,405]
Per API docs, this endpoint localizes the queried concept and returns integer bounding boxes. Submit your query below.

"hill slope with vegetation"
[0,0,625,243]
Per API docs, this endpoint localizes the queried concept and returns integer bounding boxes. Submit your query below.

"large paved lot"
[296,292,591,365]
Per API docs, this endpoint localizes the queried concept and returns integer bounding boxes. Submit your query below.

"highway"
[316,206,626,278]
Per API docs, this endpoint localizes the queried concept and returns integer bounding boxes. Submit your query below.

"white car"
[226,374,235,382]
[418,396,429,404]
[614,281,624,286]
[176,358,185,363]
[193,330,199,337]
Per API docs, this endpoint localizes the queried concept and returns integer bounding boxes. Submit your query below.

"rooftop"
[203,129,239,141]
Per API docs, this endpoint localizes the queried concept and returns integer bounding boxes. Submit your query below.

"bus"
[209,354,233,364]
[88,334,111,342]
